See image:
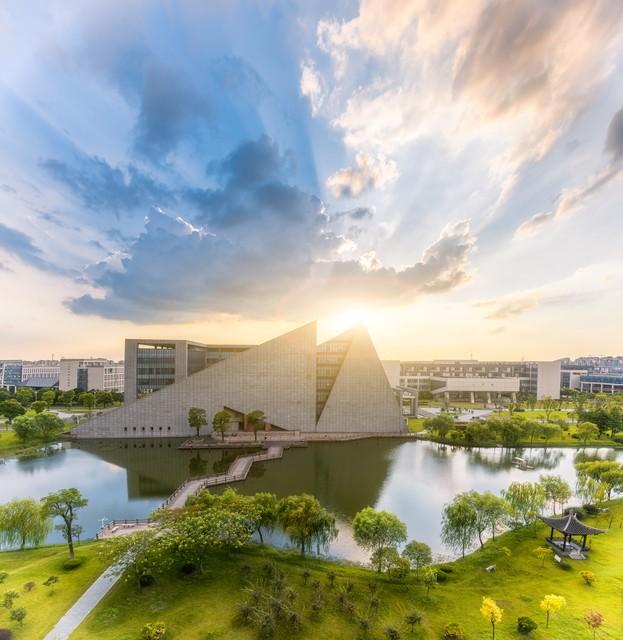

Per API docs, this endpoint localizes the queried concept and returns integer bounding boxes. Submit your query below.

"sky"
[1,0,622,361]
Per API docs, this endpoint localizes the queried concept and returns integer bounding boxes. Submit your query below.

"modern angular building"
[72,322,404,439]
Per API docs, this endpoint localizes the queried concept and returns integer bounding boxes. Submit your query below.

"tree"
[539,423,559,446]
[402,540,432,576]
[94,390,114,408]
[41,489,88,559]
[79,392,95,415]
[539,397,557,422]
[352,508,407,570]
[465,491,509,547]
[423,414,455,440]
[539,475,572,514]
[43,575,58,594]
[502,482,545,527]
[12,415,38,442]
[480,597,502,640]
[533,546,553,567]
[30,400,46,414]
[10,608,26,627]
[187,407,207,438]
[540,594,566,628]
[521,420,542,446]
[61,390,75,408]
[0,499,51,550]
[14,388,33,406]
[570,391,590,416]
[0,399,25,423]
[33,413,65,440]
[1,591,19,609]
[422,566,437,595]
[252,492,278,544]
[40,390,56,407]
[405,610,423,632]
[584,610,604,639]
[441,494,477,558]
[212,410,231,442]
[576,421,599,445]
[277,494,337,556]
[246,410,266,441]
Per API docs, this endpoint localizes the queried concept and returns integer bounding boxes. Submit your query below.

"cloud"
[67,138,475,321]
[332,207,374,221]
[476,262,623,319]
[300,61,325,114]
[0,223,69,276]
[42,154,174,218]
[133,62,212,162]
[326,152,398,198]
[0,262,13,273]
[516,105,623,238]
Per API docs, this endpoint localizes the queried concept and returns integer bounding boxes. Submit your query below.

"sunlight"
[322,308,372,339]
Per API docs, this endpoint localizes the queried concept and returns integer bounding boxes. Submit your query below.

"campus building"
[59,358,125,393]
[73,322,403,438]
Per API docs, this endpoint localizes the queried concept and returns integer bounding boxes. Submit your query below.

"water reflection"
[0,439,621,557]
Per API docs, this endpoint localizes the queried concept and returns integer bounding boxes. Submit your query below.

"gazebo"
[541,513,606,556]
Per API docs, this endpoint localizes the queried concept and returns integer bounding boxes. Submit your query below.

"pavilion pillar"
[550,527,554,540]
[582,534,587,550]
[562,534,567,551]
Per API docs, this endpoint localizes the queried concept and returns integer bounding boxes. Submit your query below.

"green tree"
[277,494,337,556]
[539,475,572,514]
[422,566,437,595]
[40,390,56,407]
[466,491,509,546]
[94,390,114,408]
[33,412,65,440]
[440,494,478,558]
[212,410,231,442]
[2,590,19,609]
[423,413,455,440]
[576,421,599,445]
[0,498,51,549]
[0,399,25,423]
[533,546,553,567]
[246,410,266,441]
[402,540,432,576]
[10,606,26,626]
[187,407,207,437]
[61,390,75,408]
[352,507,407,571]
[252,492,278,544]
[539,397,557,422]
[14,388,34,406]
[41,489,88,559]
[480,596,503,640]
[12,415,38,442]
[570,390,590,416]
[79,392,95,415]
[30,400,47,414]
[405,610,423,632]
[502,482,545,527]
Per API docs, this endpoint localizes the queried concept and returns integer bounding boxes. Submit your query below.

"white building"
[59,358,124,392]
[536,360,562,400]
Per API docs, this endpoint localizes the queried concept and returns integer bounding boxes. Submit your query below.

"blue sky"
[1,0,622,360]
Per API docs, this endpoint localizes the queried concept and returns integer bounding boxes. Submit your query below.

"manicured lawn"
[73,501,623,639]
[0,542,106,638]
[407,417,426,432]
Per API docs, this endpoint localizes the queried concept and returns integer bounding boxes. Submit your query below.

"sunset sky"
[1,1,622,361]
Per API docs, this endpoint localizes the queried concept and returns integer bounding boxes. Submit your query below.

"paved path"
[43,564,121,640]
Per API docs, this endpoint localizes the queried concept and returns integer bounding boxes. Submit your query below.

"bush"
[139,574,155,588]
[583,504,601,515]
[435,571,448,583]
[517,616,538,634]
[438,565,454,574]
[580,570,596,585]
[62,558,84,571]
[385,627,401,640]
[141,621,166,640]
[0,573,7,585]
[23,582,35,592]
[442,623,466,639]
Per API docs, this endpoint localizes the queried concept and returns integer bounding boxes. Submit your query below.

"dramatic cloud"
[516,105,623,237]
[300,61,325,114]
[331,207,374,221]
[0,223,68,276]
[326,152,398,198]
[68,138,475,321]
[42,154,174,218]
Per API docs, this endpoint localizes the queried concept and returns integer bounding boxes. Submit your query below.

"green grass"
[0,424,73,458]
[0,542,106,638]
[72,501,623,640]
[407,417,426,432]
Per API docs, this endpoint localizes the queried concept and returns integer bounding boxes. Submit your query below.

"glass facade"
[316,335,352,420]
[136,344,177,398]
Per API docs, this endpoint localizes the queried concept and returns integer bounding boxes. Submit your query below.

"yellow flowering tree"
[540,594,566,628]
[480,596,503,639]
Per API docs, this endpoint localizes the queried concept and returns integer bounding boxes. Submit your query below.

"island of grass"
[9,498,606,639]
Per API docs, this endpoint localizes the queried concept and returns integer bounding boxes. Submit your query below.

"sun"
[322,308,372,338]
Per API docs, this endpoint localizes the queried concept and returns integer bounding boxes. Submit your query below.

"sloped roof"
[541,513,605,536]
[19,376,59,388]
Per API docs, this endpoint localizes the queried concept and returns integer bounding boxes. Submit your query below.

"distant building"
[73,323,404,438]
[59,358,124,393]
[0,361,23,392]
[124,339,253,404]
[580,374,623,394]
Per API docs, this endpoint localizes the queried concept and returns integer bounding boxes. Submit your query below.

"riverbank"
[71,499,622,639]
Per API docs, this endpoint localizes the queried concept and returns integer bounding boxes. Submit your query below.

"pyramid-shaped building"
[73,322,404,438]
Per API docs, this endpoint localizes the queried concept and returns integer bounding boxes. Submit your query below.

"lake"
[0,439,620,560]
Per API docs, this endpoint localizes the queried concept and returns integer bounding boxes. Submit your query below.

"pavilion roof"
[540,513,606,536]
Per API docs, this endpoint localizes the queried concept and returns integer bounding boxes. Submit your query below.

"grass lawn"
[72,500,623,640]
[0,542,106,638]
[0,429,21,455]
[407,417,426,432]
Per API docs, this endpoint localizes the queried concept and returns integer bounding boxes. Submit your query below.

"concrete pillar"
[487,392,492,404]
[470,391,475,404]
[512,392,517,402]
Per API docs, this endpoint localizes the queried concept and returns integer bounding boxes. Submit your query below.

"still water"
[0,439,620,559]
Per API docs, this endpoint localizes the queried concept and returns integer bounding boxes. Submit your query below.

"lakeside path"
[43,564,122,640]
